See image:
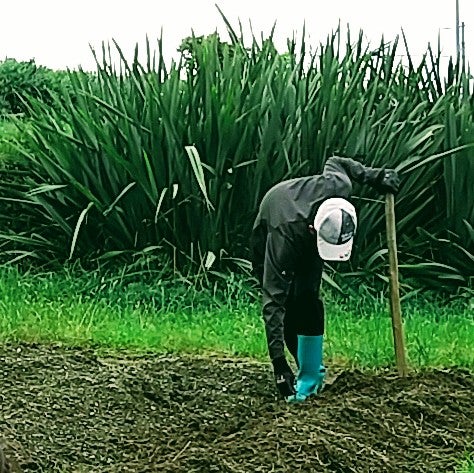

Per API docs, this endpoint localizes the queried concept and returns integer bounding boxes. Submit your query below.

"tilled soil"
[0,344,473,473]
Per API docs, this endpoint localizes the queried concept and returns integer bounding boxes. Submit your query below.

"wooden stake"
[385,193,409,376]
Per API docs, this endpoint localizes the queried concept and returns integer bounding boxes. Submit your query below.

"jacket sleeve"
[323,156,382,186]
[261,227,296,361]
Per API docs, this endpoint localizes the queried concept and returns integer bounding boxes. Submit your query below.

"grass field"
[0,266,472,369]
[0,266,472,472]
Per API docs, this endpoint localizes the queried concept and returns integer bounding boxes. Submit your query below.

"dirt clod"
[1,344,473,472]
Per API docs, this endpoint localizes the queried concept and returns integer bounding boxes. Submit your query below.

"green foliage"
[1,17,473,290]
[0,120,32,239]
[0,58,71,116]
[0,120,19,160]
[458,454,474,473]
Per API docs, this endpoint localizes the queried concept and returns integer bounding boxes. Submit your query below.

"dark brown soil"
[1,344,473,473]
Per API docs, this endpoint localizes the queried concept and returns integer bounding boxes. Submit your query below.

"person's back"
[255,163,354,230]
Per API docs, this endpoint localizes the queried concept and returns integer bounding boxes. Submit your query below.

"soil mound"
[1,344,472,472]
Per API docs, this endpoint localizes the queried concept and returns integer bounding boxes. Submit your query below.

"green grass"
[458,454,474,473]
[0,266,472,369]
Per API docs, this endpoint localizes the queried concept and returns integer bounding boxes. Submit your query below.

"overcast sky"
[1,0,471,71]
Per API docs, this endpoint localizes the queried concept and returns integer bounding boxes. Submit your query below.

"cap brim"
[317,234,353,261]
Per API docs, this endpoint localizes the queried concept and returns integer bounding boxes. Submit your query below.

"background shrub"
[0,58,72,116]
[0,21,473,291]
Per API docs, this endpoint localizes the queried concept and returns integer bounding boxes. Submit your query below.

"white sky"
[0,0,471,71]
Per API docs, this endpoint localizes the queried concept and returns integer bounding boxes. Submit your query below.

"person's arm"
[323,156,399,193]
[261,227,297,396]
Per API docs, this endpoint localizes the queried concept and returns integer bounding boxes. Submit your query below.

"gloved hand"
[374,168,400,194]
[272,356,296,397]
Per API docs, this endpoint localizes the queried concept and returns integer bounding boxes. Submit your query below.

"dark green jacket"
[251,156,383,361]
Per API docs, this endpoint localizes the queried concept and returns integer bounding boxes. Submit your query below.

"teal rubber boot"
[287,335,325,403]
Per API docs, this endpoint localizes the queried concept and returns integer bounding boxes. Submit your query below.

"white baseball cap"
[313,198,357,261]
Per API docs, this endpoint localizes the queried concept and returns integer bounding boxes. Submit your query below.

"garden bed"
[1,344,473,472]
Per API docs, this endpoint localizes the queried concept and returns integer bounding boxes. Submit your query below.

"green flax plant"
[2,17,473,289]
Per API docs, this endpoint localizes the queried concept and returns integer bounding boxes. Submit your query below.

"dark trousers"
[283,266,324,364]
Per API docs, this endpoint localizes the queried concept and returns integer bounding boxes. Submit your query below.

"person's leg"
[284,281,299,365]
[291,262,324,336]
[287,260,326,402]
